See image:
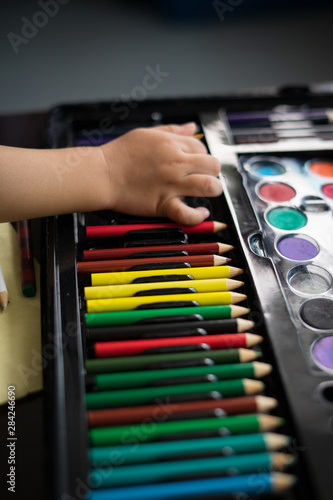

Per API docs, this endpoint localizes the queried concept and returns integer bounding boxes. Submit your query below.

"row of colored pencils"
[80,219,296,499]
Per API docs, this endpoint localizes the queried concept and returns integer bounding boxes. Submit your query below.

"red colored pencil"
[77,255,229,274]
[86,221,227,239]
[88,395,277,427]
[83,242,233,261]
[93,333,263,358]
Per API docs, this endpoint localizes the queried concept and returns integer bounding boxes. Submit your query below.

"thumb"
[164,198,210,225]
[156,122,199,137]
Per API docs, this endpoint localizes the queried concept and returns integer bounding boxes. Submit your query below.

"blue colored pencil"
[86,472,296,500]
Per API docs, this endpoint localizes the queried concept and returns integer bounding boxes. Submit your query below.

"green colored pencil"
[85,305,250,328]
[85,348,260,373]
[86,378,264,409]
[89,362,272,391]
[89,414,284,446]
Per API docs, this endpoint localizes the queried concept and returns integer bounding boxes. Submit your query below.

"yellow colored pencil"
[86,291,247,313]
[91,266,243,286]
[84,278,244,300]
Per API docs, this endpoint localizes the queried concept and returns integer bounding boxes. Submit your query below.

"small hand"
[100,122,223,224]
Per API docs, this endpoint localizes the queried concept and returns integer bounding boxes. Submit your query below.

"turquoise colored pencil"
[89,432,291,466]
[89,451,295,487]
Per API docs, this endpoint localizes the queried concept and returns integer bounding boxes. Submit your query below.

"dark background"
[1,0,333,115]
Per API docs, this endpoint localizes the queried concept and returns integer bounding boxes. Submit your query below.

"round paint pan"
[321,183,333,199]
[312,336,333,373]
[246,157,286,179]
[306,159,333,178]
[287,264,331,295]
[276,234,319,262]
[258,182,296,203]
[300,298,333,330]
[318,381,333,404]
[300,195,329,212]
[266,207,307,231]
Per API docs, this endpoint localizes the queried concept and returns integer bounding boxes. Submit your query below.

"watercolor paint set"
[42,86,333,500]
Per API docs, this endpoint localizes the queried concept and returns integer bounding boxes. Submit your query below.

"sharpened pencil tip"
[271,472,298,492]
[213,221,228,232]
[228,266,243,278]
[0,291,8,311]
[217,242,234,254]
[231,292,247,304]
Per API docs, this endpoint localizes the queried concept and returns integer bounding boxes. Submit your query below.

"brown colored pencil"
[83,242,234,261]
[88,395,277,427]
[77,254,230,274]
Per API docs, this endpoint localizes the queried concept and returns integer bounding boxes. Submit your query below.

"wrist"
[77,145,112,213]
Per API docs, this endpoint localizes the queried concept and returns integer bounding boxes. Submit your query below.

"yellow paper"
[0,222,42,404]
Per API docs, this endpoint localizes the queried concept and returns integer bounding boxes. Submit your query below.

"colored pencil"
[91,266,243,286]
[84,278,243,300]
[87,361,272,391]
[17,220,36,297]
[86,379,264,410]
[85,347,259,373]
[85,318,255,342]
[89,432,292,466]
[88,395,277,427]
[89,414,283,445]
[86,291,247,313]
[90,451,294,488]
[83,242,234,261]
[193,133,204,140]
[92,333,262,358]
[77,254,229,274]
[86,221,227,239]
[86,473,297,500]
[0,264,8,310]
[85,304,250,328]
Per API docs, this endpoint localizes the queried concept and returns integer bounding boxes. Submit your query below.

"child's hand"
[100,123,222,225]
[0,123,222,223]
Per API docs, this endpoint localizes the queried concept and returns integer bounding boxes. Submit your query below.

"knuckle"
[203,176,222,197]
[196,141,208,154]
[210,156,221,175]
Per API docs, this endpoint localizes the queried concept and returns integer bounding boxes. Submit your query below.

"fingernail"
[196,207,210,219]
[180,122,200,133]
